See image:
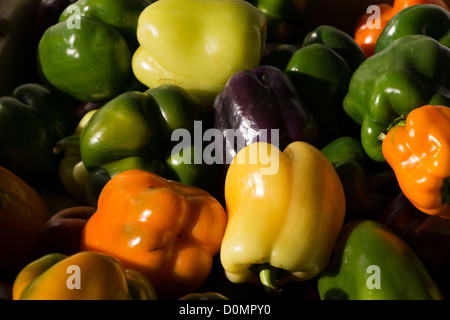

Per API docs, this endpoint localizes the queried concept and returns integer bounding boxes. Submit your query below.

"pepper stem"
[258,263,282,297]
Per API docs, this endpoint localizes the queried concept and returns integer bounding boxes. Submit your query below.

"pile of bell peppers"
[1,0,450,301]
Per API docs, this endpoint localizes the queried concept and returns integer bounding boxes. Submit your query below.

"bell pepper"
[12,251,157,300]
[53,110,96,204]
[381,105,450,219]
[0,83,77,184]
[81,169,228,299]
[285,41,355,147]
[321,136,397,221]
[354,0,449,57]
[375,4,450,53]
[245,0,315,43]
[80,85,217,205]
[303,25,366,72]
[179,292,229,300]
[318,219,443,300]
[343,35,450,163]
[213,65,318,169]
[37,0,151,102]
[220,141,345,295]
[32,206,96,258]
[0,166,50,281]
[380,192,450,278]
[0,0,40,96]
[132,0,266,106]
[261,43,298,70]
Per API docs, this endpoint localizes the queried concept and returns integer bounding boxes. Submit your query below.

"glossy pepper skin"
[38,0,151,102]
[318,220,443,300]
[343,35,450,163]
[375,4,450,53]
[220,141,345,294]
[79,85,215,205]
[285,42,354,147]
[303,25,366,72]
[132,0,266,106]
[12,251,157,300]
[0,166,50,281]
[354,0,449,57]
[0,83,77,183]
[321,136,397,221]
[81,169,228,299]
[382,105,450,219]
[214,65,318,169]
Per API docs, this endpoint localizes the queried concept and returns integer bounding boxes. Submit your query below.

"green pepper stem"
[258,264,282,297]
[53,135,80,154]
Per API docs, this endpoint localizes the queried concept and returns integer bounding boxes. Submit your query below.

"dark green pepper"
[343,35,450,162]
[80,84,218,205]
[0,83,77,183]
[303,25,366,72]
[318,220,444,300]
[245,0,315,43]
[285,42,354,147]
[375,4,450,54]
[321,136,397,221]
[37,0,151,102]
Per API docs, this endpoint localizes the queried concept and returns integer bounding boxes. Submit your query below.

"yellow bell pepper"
[220,141,345,295]
[12,251,157,300]
[132,0,267,105]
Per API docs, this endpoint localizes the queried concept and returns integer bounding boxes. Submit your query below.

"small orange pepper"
[81,169,228,299]
[382,105,450,219]
[354,0,449,57]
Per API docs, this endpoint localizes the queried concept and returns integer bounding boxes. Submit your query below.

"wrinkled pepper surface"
[343,35,450,162]
[285,40,355,146]
[375,4,450,53]
[12,251,157,300]
[321,136,396,221]
[80,85,216,205]
[0,166,50,281]
[0,83,77,183]
[354,0,449,57]
[214,65,318,168]
[132,0,266,105]
[38,0,150,101]
[81,169,228,299]
[220,141,345,294]
[382,105,450,219]
[318,220,443,300]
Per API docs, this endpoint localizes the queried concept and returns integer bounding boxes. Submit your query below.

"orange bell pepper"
[0,166,50,280]
[12,251,157,300]
[354,0,449,57]
[382,105,450,219]
[81,169,227,299]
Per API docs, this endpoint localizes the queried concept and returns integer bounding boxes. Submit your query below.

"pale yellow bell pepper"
[132,0,266,105]
[220,141,346,294]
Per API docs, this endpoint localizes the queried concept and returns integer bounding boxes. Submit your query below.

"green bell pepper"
[80,84,217,205]
[0,83,77,184]
[37,0,151,102]
[302,25,366,72]
[343,35,450,162]
[285,39,355,147]
[318,220,444,300]
[321,137,397,221]
[245,0,315,42]
[375,4,450,54]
